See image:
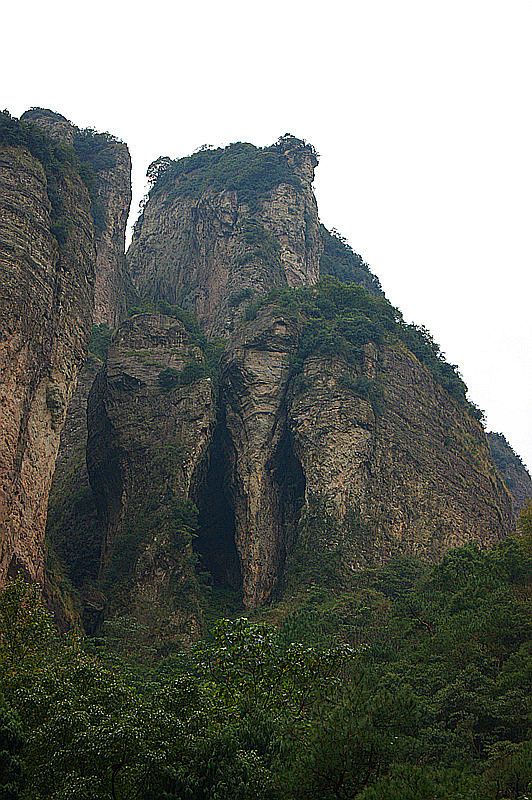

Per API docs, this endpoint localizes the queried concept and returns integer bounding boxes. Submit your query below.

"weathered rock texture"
[86,313,216,632]
[22,108,132,327]
[126,137,322,335]
[487,432,532,516]
[288,341,513,570]
[203,306,513,607]
[214,309,302,607]
[45,355,103,629]
[0,144,95,585]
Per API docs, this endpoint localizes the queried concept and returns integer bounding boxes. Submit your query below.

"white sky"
[4,0,532,469]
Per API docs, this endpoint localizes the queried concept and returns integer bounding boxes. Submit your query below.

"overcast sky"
[4,0,532,469]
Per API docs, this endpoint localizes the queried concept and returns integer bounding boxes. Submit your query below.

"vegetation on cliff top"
[0,109,119,239]
[246,276,482,419]
[138,134,315,220]
[320,225,383,296]
[488,432,528,481]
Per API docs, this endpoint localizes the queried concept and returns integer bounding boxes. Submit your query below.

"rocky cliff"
[86,313,216,635]
[126,135,322,335]
[2,121,515,628]
[213,309,301,607]
[288,341,512,569]
[87,136,513,614]
[0,114,95,585]
[45,355,103,629]
[487,432,532,516]
[199,283,513,607]
[21,108,132,327]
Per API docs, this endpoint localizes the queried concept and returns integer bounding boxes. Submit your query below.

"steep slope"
[21,108,132,326]
[213,309,302,607]
[202,282,512,606]
[86,313,216,636]
[487,432,532,516]
[0,113,95,585]
[126,135,322,335]
[288,342,511,570]
[44,355,103,629]
[319,225,382,295]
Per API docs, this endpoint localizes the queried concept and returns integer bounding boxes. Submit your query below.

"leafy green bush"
[158,360,207,390]
[88,323,112,361]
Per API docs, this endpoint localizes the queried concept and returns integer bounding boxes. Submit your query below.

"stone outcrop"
[45,355,103,628]
[86,313,216,632]
[22,108,132,327]
[0,142,95,585]
[213,309,302,608]
[126,136,321,336]
[1,123,515,629]
[205,305,513,606]
[288,341,513,570]
[487,432,532,516]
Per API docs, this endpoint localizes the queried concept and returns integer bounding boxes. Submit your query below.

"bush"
[158,360,207,390]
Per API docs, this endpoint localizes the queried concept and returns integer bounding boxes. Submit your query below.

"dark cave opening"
[195,416,242,599]
[269,423,307,590]
[194,405,307,608]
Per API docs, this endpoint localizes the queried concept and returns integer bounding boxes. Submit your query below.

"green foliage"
[88,323,112,361]
[252,276,481,418]
[0,696,25,800]
[0,110,115,239]
[517,500,532,553]
[287,681,420,800]
[0,580,54,674]
[0,541,530,800]
[143,136,309,215]
[158,360,207,390]
[320,225,382,295]
[488,432,527,478]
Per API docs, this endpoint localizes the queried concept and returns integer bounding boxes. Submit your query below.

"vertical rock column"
[86,313,216,630]
[0,144,95,584]
[219,310,300,607]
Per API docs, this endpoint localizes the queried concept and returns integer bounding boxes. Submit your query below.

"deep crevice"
[269,422,306,596]
[195,411,241,595]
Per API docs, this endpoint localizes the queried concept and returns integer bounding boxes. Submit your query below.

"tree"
[0,696,24,800]
[517,500,532,553]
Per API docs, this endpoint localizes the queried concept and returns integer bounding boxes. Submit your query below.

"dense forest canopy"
[1,532,530,799]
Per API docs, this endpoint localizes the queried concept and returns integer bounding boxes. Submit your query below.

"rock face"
[126,136,322,335]
[2,124,514,629]
[86,313,216,632]
[487,432,532,516]
[21,108,132,327]
[205,305,513,607]
[45,355,103,628]
[288,342,513,570]
[0,142,95,585]
[214,309,302,608]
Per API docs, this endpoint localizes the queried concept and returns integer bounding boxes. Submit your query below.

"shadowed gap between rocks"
[195,408,307,608]
[267,423,307,602]
[195,413,241,599]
